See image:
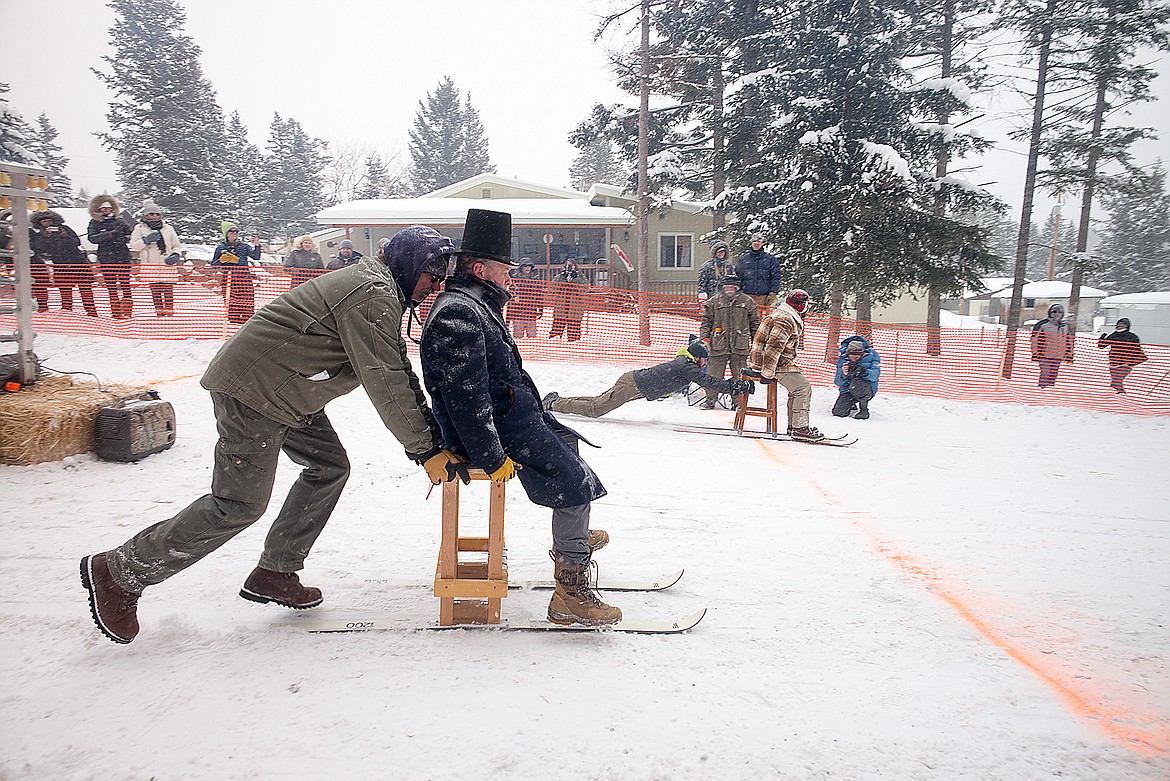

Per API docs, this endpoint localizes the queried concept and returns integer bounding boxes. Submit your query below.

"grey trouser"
[777,371,812,428]
[107,392,350,593]
[705,354,747,405]
[550,432,592,565]
[551,371,643,418]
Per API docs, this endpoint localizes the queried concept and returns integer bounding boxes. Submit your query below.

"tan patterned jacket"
[747,302,803,378]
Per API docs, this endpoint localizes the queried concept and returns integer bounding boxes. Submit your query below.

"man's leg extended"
[550,371,643,418]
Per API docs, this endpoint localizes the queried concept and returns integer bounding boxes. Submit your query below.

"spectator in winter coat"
[283,234,325,287]
[746,289,823,442]
[696,241,733,301]
[832,336,881,419]
[80,224,466,645]
[326,239,363,271]
[549,259,587,341]
[1030,303,1073,388]
[506,260,543,338]
[420,208,621,628]
[30,209,97,316]
[699,272,760,409]
[86,194,134,318]
[735,233,782,308]
[543,339,754,418]
[129,199,183,317]
[1097,318,1145,393]
[212,221,262,324]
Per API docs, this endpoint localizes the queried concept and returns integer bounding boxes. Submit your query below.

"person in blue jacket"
[832,336,881,419]
[735,233,782,307]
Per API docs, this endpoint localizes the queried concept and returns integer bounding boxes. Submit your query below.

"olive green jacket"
[201,257,437,457]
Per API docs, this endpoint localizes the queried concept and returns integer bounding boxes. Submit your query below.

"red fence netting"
[4,270,1167,417]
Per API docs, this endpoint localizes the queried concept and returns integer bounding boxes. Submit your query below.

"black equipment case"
[94,390,176,462]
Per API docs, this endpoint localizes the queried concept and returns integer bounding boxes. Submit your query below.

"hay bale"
[0,376,145,465]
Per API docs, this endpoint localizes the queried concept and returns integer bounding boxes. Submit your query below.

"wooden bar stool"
[734,371,780,434]
[434,469,508,626]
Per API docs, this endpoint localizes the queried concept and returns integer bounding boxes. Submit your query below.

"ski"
[330,569,685,593]
[674,425,857,446]
[282,608,706,635]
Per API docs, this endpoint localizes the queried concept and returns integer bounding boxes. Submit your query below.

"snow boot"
[542,392,560,412]
[854,403,870,420]
[80,553,141,644]
[587,528,609,554]
[546,552,622,626]
[239,567,323,609]
[787,425,825,443]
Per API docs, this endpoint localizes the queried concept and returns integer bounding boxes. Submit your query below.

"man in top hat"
[80,224,467,645]
[419,208,622,626]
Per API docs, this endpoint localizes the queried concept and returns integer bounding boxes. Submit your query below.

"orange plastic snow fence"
[5,271,1167,417]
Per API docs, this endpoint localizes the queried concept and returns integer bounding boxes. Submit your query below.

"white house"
[1097,291,1170,346]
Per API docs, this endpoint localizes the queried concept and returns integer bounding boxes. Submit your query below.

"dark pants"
[832,378,873,417]
[1109,364,1133,393]
[149,283,175,315]
[1038,359,1061,388]
[30,264,51,311]
[100,262,133,309]
[550,433,591,564]
[54,264,98,316]
[222,267,256,324]
[107,393,351,593]
[549,317,582,341]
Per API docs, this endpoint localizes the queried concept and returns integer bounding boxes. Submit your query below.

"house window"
[658,233,693,269]
[1025,298,1035,307]
[481,188,492,199]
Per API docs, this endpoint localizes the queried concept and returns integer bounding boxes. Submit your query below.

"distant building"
[1097,291,1170,346]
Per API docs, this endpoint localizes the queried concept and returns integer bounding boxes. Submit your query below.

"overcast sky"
[3,0,1168,220]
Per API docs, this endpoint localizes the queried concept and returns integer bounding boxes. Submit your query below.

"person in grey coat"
[1030,303,1073,388]
[80,225,468,645]
[544,340,754,418]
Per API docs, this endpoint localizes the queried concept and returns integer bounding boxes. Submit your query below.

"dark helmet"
[786,289,811,314]
[385,225,455,299]
[686,339,709,360]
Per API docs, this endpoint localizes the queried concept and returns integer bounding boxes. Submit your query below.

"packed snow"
[1,333,1167,781]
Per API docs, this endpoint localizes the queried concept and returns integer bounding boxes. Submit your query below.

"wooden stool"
[434,469,508,626]
[734,375,780,434]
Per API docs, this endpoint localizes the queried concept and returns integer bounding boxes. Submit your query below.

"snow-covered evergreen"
[222,111,266,234]
[94,0,232,240]
[0,83,38,166]
[1093,162,1170,292]
[25,114,73,206]
[257,113,328,241]
[407,77,496,195]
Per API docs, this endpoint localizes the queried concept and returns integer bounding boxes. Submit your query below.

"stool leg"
[487,481,506,624]
[439,480,460,626]
[767,383,779,434]
[734,392,748,431]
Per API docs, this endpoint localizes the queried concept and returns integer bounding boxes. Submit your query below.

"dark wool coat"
[420,275,605,508]
[834,336,881,396]
[1098,327,1143,366]
[633,355,735,400]
[734,247,782,296]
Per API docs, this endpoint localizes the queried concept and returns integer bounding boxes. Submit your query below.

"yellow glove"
[488,457,517,483]
[422,449,470,485]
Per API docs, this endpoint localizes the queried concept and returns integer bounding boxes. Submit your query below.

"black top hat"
[454,208,516,266]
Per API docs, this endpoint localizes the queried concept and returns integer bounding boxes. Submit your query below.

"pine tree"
[94,0,231,240]
[222,111,265,232]
[568,135,628,191]
[257,113,328,241]
[0,83,37,165]
[355,153,389,199]
[407,77,496,195]
[1092,163,1170,292]
[26,114,74,206]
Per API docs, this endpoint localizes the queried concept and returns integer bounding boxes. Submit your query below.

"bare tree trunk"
[927,0,955,357]
[636,0,652,346]
[825,279,845,362]
[711,62,726,232]
[855,293,873,341]
[1003,0,1056,380]
[1068,66,1109,344]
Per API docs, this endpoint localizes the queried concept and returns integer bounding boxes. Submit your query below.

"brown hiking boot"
[546,552,621,626]
[587,529,609,554]
[239,567,323,609]
[80,553,141,644]
[787,425,825,443]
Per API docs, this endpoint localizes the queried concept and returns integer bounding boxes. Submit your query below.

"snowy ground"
[1,334,1168,781]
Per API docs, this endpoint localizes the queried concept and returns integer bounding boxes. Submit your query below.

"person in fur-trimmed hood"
[30,209,96,315]
[696,241,733,301]
[832,336,881,419]
[283,234,324,287]
[129,199,183,316]
[87,194,134,318]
